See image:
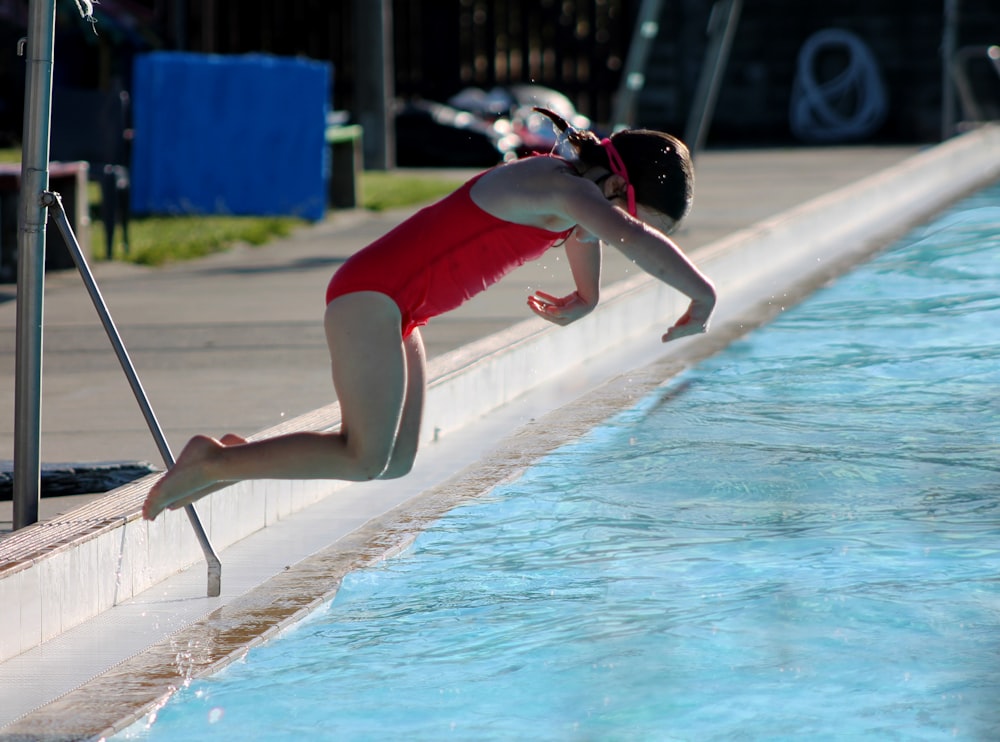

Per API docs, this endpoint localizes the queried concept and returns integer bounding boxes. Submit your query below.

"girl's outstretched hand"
[662,299,714,343]
[527,290,594,326]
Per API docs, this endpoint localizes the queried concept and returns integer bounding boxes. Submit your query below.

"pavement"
[0,146,922,528]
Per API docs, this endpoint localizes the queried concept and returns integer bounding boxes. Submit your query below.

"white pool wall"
[1,125,999,665]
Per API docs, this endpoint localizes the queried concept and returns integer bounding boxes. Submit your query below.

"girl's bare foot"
[142,435,223,520]
[145,435,250,517]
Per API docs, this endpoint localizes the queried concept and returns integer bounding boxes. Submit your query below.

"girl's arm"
[613,226,716,342]
[552,173,716,342]
[527,231,602,325]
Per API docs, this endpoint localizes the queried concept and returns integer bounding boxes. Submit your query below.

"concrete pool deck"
[2,129,1000,738]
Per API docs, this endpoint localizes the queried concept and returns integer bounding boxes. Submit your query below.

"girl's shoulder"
[469,154,591,231]
[476,153,590,197]
[506,152,579,176]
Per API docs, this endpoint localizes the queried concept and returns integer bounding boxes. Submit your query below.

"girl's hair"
[534,107,694,224]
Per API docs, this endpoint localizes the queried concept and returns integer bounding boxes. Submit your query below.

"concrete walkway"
[0,146,921,527]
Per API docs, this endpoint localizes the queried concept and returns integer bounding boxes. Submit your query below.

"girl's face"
[636,203,678,235]
[597,173,678,235]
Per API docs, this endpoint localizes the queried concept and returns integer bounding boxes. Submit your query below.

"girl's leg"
[142,292,408,520]
[378,327,426,479]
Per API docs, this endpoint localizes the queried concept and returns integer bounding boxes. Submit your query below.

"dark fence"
[164,0,1000,142]
[5,1,999,146]
[172,0,634,126]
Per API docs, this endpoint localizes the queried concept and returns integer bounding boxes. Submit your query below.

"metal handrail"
[684,0,743,158]
[611,0,666,130]
[43,191,222,597]
[948,44,1000,134]
[13,0,221,598]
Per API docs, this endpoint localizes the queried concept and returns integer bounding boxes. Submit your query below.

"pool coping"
[2,125,1000,738]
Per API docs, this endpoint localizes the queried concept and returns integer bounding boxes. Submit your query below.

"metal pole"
[684,0,743,158]
[611,0,667,130]
[950,46,986,125]
[353,0,395,169]
[13,0,56,530]
[11,0,220,598]
[45,191,222,598]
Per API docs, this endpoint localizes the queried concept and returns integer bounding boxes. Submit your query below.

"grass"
[360,171,462,212]
[119,215,303,266]
[104,171,461,266]
[2,146,464,266]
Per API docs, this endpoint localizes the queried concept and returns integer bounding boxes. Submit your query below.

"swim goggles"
[600,137,637,217]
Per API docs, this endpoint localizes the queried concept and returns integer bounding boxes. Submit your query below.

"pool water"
[121,185,1000,741]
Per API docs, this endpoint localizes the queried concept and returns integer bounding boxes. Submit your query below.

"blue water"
[121,185,1000,741]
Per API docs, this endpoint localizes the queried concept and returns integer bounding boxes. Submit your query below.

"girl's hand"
[527,290,594,326]
[662,298,714,343]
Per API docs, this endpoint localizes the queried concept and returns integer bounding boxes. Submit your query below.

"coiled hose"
[789,28,888,142]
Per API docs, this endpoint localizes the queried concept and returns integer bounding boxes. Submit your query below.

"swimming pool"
[119,184,1000,740]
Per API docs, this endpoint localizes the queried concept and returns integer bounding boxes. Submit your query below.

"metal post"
[13,0,56,530]
[950,46,985,125]
[684,0,742,158]
[353,0,395,169]
[45,191,222,598]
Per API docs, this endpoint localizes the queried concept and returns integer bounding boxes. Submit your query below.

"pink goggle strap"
[600,137,636,217]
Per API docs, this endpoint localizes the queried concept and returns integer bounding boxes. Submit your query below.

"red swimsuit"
[325,170,574,338]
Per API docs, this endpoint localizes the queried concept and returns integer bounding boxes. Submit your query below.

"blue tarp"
[132,52,331,221]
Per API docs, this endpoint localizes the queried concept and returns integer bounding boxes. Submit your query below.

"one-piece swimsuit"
[325,168,574,338]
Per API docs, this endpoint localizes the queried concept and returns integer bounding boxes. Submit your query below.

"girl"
[142,110,716,520]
